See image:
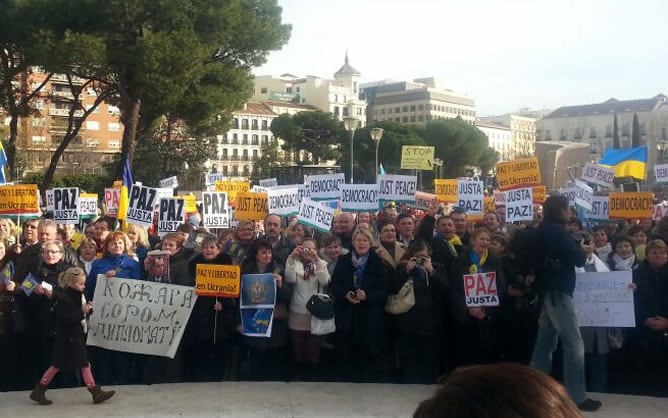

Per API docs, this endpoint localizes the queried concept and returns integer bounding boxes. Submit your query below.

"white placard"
[493,190,506,206]
[589,196,609,220]
[79,195,98,217]
[297,184,311,203]
[573,271,635,327]
[505,187,533,222]
[463,272,499,307]
[202,192,229,228]
[205,173,226,186]
[127,185,158,228]
[581,163,615,189]
[53,187,80,224]
[574,180,593,211]
[259,178,278,188]
[251,185,269,193]
[307,173,345,201]
[456,179,484,215]
[158,198,185,237]
[559,186,576,206]
[654,163,668,183]
[159,176,179,189]
[297,198,335,233]
[104,188,120,217]
[267,187,300,216]
[155,187,174,205]
[378,174,418,203]
[412,191,436,211]
[339,184,379,212]
[45,189,54,212]
[87,276,197,358]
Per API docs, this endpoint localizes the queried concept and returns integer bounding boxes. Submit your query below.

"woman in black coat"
[184,235,239,381]
[392,240,452,384]
[331,228,390,382]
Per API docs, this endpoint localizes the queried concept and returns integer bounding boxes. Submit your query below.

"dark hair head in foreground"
[413,363,582,418]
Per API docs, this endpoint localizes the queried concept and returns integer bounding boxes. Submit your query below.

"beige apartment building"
[536,94,668,166]
[476,121,512,161]
[1,67,122,177]
[252,53,367,126]
[361,77,476,126]
[478,112,537,159]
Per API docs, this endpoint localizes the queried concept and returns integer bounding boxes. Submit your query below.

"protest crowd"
[0,162,667,413]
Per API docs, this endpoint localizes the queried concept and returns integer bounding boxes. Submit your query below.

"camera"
[302,248,310,254]
[415,257,423,265]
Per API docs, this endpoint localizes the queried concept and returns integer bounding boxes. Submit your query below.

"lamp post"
[369,127,384,182]
[433,158,443,179]
[343,117,359,183]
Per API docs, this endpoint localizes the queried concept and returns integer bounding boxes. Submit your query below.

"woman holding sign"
[453,227,507,366]
[331,228,390,382]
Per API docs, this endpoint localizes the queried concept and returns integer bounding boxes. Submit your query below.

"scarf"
[469,250,489,274]
[436,234,458,257]
[611,253,635,271]
[449,235,463,247]
[351,251,370,289]
[595,242,613,261]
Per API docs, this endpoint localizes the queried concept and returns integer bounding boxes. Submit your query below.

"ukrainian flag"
[599,145,648,180]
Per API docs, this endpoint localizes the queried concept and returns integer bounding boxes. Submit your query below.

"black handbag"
[306,293,335,320]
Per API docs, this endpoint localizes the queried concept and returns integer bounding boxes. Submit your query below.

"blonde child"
[30,267,115,405]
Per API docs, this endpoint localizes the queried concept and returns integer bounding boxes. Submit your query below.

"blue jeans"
[530,292,587,403]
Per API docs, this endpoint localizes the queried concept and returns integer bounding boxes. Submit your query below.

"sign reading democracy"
[581,163,615,189]
[574,180,593,211]
[195,264,241,297]
[412,191,437,211]
[298,198,335,233]
[457,179,484,215]
[400,145,435,170]
[307,173,345,201]
[434,179,458,203]
[127,185,158,227]
[53,187,79,224]
[378,174,417,203]
[608,192,654,219]
[87,276,197,359]
[104,188,120,217]
[505,187,533,222]
[202,192,229,228]
[235,191,268,220]
[339,184,379,212]
[589,196,609,221]
[463,272,499,307]
[654,163,668,184]
[573,271,635,327]
[496,157,541,191]
[267,187,300,216]
[0,184,39,215]
[158,198,185,237]
[79,193,98,217]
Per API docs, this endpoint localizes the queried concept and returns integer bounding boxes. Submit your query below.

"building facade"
[361,77,476,126]
[2,67,122,177]
[252,53,367,126]
[476,121,512,161]
[478,113,537,159]
[536,94,668,167]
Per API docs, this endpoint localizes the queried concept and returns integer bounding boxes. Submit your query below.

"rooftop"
[544,94,667,119]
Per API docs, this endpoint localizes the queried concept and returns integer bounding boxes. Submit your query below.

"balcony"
[49,108,84,117]
[50,74,86,85]
[51,90,74,99]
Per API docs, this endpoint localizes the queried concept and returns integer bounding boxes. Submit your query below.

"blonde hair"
[127,224,150,248]
[352,227,374,244]
[58,267,86,289]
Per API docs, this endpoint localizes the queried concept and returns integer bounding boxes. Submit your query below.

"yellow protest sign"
[434,179,458,203]
[401,146,436,170]
[0,184,39,215]
[183,194,197,212]
[608,192,654,219]
[234,191,268,220]
[496,157,541,191]
[532,186,547,203]
[484,196,495,213]
[214,181,250,206]
[195,264,241,297]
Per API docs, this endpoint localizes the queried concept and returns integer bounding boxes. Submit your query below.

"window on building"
[545,130,552,140]
[86,121,99,130]
[241,119,249,129]
[559,129,567,140]
[395,117,400,122]
[590,127,597,138]
[252,134,259,145]
[232,165,239,176]
[402,106,408,112]
[232,133,238,144]
[108,122,121,131]
[333,106,340,116]
[357,108,362,115]
[296,87,301,93]
[253,149,259,159]
[108,105,120,115]
[222,149,228,159]
[222,166,228,176]
[418,104,424,111]
[410,105,416,112]
[260,87,267,94]
[574,128,582,140]
[32,135,46,144]
[334,94,338,102]
[32,118,45,127]
[426,115,432,121]
[233,118,239,129]
[243,149,249,160]
[242,134,248,144]
[418,115,424,122]
[410,115,416,122]
[662,127,668,141]
[244,165,250,175]
[262,135,269,145]
[109,141,121,148]
[251,119,258,130]
[286,87,293,93]
[640,123,647,136]
[261,120,268,130]
[622,123,630,136]
[605,125,612,137]
[87,139,100,147]
[395,107,400,113]
[342,107,349,117]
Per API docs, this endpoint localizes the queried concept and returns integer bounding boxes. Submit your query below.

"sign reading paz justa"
[339,184,379,212]
[195,264,241,297]
[53,187,79,224]
[307,173,345,201]
[378,174,417,203]
[158,198,185,237]
[495,157,541,191]
[505,187,533,222]
[235,191,268,220]
[457,179,483,215]
[202,192,229,228]
[608,192,654,219]
[463,272,499,307]
[87,277,197,359]
[298,198,335,233]
[127,185,158,227]
[400,146,435,170]
[581,163,615,189]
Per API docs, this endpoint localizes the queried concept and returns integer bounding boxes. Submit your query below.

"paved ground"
[1,382,667,417]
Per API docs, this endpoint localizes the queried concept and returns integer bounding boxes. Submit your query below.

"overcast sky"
[254,0,667,116]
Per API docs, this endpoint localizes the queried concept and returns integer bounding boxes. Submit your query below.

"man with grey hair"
[334,212,355,250]
[261,213,296,264]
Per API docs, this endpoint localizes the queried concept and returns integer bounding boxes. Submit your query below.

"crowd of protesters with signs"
[0,163,666,411]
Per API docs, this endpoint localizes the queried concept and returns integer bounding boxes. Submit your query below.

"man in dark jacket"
[529,196,600,412]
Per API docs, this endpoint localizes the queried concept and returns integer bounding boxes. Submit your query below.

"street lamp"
[369,127,384,181]
[344,117,359,183]
[433,158,443,179]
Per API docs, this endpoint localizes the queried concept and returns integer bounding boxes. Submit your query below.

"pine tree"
[632,113,641,148]
[613,113,620,149]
